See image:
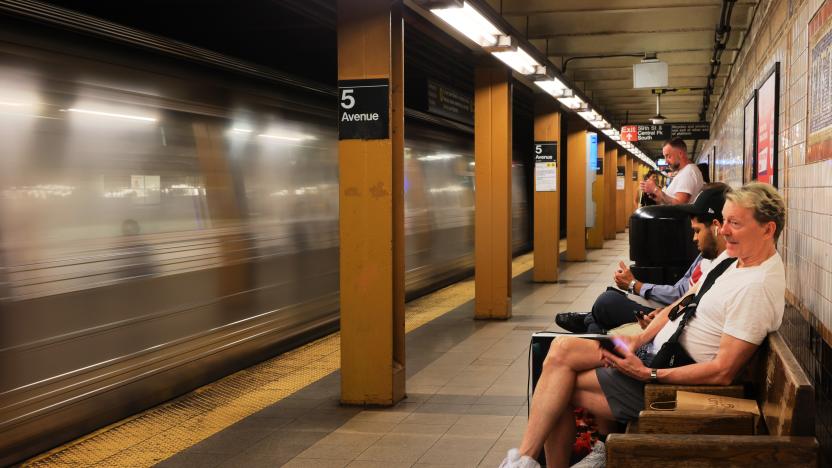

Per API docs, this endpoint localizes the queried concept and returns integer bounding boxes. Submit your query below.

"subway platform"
[25,235,629,468]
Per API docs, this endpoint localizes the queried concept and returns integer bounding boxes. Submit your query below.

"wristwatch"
[650,368,659,383]
[627,279,637,294]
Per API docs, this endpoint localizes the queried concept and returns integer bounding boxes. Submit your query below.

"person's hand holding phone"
[601,336,650,381]
[640,178,657,197]
[636,309,658,329]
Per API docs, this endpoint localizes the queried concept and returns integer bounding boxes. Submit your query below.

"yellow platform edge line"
[24,252,535,468]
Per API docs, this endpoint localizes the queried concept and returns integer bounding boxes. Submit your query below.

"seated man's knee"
[590,291,638,330]
[543,337,582,370]
[591,291,618,316]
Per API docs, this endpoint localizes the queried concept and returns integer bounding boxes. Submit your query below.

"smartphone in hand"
[598,339,619,353]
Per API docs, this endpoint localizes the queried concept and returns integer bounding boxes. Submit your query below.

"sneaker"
[570,440,605,468]
[499,448,541,468]
[555,312,591,333]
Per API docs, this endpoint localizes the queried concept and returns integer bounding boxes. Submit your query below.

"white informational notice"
[616,176,626,190]
[535,162,557,192]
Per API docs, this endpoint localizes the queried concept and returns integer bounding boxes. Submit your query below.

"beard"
[670,161,680,171]
[701,232,719,259]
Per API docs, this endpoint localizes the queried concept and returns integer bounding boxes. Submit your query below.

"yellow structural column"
[625,155,634,226]
[616,153,626,233]
[630,158,641,215]
[337,0,405,406]
[566,116,587,261]
[603,147,617,240]
[587,138,605,249]
[532,103,560,283]
[474,65,512,319]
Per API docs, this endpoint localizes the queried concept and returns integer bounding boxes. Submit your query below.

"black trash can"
[629,205,698,285]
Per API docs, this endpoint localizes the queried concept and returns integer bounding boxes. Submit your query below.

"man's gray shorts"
[595,345,654,423]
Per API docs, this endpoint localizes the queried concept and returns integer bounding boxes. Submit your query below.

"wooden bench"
[606,331,819,467]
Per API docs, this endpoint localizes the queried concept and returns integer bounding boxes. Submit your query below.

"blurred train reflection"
[0,16,529,465]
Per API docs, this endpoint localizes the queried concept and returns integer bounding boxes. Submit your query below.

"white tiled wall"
[704,0,832,337]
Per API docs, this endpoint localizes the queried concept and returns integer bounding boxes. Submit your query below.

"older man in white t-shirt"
[500,182,786,468]
[641,138,704,205]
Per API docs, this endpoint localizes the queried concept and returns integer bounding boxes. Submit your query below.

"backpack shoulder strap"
[667,256,737,323]
[693,256,738,302]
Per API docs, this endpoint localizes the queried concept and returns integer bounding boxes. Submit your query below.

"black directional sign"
[338,78,389,140]
[670,122,711,139]
[534,141,557,163]
[621,122,710,142]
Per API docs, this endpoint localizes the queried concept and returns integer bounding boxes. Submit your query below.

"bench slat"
[636,409,754,435]
[606,434,818,467]
[760,333,814,436]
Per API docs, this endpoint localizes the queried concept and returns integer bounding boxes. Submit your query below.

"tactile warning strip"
[24,253,534,467]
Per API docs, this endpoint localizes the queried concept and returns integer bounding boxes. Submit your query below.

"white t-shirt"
[650,250,785,363]
[665,163,704,201]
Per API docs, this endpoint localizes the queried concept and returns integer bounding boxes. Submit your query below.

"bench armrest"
[606,434,818,468]
[643,384,744,408]
[635,409,754,435]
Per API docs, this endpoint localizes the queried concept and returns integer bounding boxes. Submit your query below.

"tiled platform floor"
[159,235,630,468]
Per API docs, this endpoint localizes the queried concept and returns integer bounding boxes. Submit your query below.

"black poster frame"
[743,90,758,183]
[755,62,780,188]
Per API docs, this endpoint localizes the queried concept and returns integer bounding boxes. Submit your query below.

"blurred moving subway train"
[0,3,531,463]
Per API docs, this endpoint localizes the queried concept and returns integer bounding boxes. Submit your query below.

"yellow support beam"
[566,116,587,261]
[604,147,618,240]
[474,65,512,320]
[625,156,634,227]
[532,103,560,283]
[616,153,626,233]
[337,0,405,406]
[587,138,605,249]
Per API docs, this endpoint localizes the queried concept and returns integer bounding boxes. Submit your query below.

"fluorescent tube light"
[65,107,157,122]
[258,133,303,141]
[590,119,611,130]
[492,47,541,75]
[431,2,502,47]
[534,78,572,98]
[577,110,601,122]
[557,96,586,110]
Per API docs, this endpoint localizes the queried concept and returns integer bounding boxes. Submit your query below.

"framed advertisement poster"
[743,91,757,183]
[808,0,832,163]
[755,63,779,187]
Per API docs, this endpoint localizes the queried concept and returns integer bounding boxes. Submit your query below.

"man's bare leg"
[542,407,575,466]
[517,338,605,459]
[539,368,616,468]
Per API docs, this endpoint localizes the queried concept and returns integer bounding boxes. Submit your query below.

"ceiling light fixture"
[534,78,573,98]
[558,96,587,110]
[431,1,503,47]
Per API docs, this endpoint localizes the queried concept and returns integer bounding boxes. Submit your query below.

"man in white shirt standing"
[641,138,704,205]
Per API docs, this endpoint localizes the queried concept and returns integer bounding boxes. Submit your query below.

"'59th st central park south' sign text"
[338,78,389,140]
[621,122,710,142]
